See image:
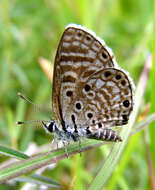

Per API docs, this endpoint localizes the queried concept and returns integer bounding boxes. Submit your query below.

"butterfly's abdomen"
[88,128,122,142]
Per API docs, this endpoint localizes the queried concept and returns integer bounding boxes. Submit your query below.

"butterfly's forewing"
[52,24,118,129]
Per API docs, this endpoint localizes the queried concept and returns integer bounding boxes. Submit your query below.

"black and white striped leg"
[50,136,58,149]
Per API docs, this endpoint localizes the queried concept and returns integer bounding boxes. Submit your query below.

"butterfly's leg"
[62,141,69,158]
[78,138,82,156]
[50,138,55,147]
[87,128,122,142]
[67,141,71,149]
[50,136,59,149]
[56,141,59,149]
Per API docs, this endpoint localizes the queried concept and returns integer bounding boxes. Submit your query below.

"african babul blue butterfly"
[17,24,135,153]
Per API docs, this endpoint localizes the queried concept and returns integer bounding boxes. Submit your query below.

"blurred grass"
[150,0,155,177]
[0,0,153,189]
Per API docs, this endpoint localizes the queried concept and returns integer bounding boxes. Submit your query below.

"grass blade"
[14,174,60,188]
[0,145,29,160]
[131,113,155,136]
[0,140,104,183]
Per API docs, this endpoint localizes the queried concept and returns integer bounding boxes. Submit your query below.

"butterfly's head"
[42,120,56,134]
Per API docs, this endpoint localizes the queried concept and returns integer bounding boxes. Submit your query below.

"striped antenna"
[16,119,50,125]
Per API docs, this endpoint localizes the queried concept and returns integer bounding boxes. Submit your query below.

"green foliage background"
[0,0,154,189]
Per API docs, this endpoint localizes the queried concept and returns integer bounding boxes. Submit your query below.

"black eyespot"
[92,120,95,124]
[102,51,107,59]
[76,103,82,110]
[122,115,128,122]
[66,90,73,97]
[86,36,91,41]
[87,113,93,118]
[77,32,82,37]
[123,100,130,108]
[98,123,102,128]
[105,71,111,77]
[115,75,121,80]
[84,84,91,92]
[86,127,91,135]
[121,80,126,86]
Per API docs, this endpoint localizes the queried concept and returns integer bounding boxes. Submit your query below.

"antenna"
[16,120,50,125]
[18,92,42,112]
[16,92,52,126]
[18,92,51,115]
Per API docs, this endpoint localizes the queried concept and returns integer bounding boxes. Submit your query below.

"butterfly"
[41,24,135,150]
